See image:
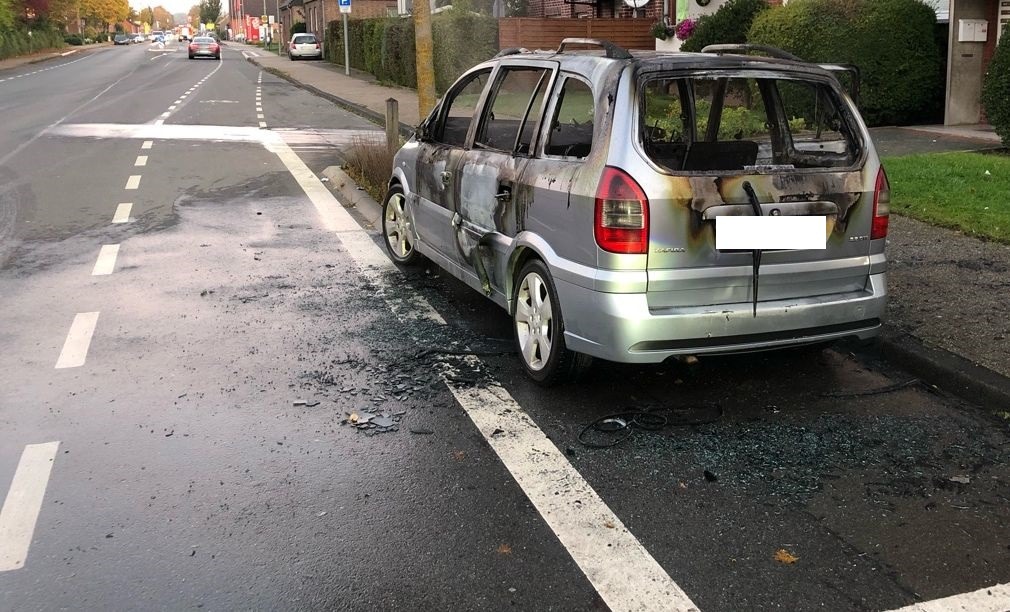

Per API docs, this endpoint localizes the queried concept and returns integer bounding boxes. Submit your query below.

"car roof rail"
[556,38,632,60]
[494,47,529,58]
[700,44,802,62]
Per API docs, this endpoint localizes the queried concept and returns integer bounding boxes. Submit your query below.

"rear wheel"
[188,54,194,59]
[381,184,420,266]
[512,259,591,386]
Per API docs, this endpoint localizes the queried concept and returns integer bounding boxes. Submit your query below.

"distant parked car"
[188,36,220,60]
[132,34,144,43]
[288,33,321,60]
[113,34,130,45]
[382,39,889,385]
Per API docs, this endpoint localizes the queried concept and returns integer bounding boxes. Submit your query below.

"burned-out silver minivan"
[382,39,889,385]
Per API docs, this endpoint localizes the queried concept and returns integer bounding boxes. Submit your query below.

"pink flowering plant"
[675,18,697,41]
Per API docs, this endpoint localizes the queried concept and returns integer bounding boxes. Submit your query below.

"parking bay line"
[0,442,60,571]
[267,137,700,612]
[55,312,100,369]
[887,583,1010,611]
[91,244,120,276]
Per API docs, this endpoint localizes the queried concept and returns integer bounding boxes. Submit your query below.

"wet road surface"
[1,42,1008,611]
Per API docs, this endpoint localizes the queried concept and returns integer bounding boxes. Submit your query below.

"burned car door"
[453,62,556,304]
[413,69,492,269]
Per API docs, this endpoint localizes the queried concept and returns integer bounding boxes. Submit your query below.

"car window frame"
[471,59,558,157]
[634,68,867,177]
[538,73,597,161]
[427,66,495,148]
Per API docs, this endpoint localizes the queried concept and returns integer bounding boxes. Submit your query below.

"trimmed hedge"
[982,23,1010,146]
[325,10,498,93]
[681,0,770,53]
[748,0,943,126]
[0,27,65,60]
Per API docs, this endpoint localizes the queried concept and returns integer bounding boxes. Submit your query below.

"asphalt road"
[0,42,1008,611]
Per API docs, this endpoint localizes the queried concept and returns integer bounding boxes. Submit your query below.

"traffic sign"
[339,0,351,13]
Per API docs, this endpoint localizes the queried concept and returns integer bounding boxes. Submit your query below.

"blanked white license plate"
[715,216,827,250]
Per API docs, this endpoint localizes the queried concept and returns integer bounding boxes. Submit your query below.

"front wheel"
[512,259,592,386]
[381,184,420,266]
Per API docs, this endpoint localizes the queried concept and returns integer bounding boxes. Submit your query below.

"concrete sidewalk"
[240,45,422,133]
[241,45,1010,409]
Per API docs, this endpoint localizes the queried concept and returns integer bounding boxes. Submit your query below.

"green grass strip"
[883,151,1010,243]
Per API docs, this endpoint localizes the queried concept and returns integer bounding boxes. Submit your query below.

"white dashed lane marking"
[0,442,60,571]
[55,312,99,369]
[112,203,132,223]
[142,141,153,149]
[91,244,120,276]
[125,175,141,190]
[135,155,147,166]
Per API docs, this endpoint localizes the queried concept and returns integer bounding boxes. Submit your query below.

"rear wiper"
[742,181,762,317]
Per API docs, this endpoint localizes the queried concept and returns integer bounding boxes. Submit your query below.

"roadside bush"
[982,23,1010,146]
[342,134,396,202]
[64,34,83,45]
[748,0,943,126]
[326,10,497,93]
[291,21,307,34]
[0,26,64,60]
[681,0,769,53]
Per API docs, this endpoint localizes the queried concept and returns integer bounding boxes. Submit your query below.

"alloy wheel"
[515,272,554,371]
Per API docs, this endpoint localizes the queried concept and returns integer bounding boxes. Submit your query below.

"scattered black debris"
[190,550,196,557]
[165,430,174,437]
[704,470,719,482]
[579,404,723,448]
[821,378,921,398]
[410,428,434,435]
[565,447,577,457]
[491,428,505,437]
[105,533,114,538]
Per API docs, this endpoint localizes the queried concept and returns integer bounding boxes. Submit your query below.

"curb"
[320,165,383,232]
[244,56,414,138]
[877,326,1010,411]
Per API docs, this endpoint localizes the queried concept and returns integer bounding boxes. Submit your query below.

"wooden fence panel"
[498,18,655,52]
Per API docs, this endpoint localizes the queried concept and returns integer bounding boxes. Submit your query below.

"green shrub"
[748,0,943,126]
[681,0,769,53]
[0,26,64,60]
[982,23,1010,146]
[326,11,497,93]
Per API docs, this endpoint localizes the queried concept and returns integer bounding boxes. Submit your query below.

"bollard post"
[386,98,399,153]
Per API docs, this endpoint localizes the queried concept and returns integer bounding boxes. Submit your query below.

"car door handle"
[441,171,452,186]
[495,186,512,202]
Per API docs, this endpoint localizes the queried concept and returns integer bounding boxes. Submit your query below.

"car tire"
[512,259,592,386]
[381,184,421,266]
[188,54,194,59]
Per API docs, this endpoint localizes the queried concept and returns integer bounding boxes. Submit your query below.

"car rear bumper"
[290,50,322,58]
[191,49,218,56]
[557,273,887,363]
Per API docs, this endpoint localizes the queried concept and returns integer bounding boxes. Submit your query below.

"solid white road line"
[134,155,147,167]
[888,584,1010,612]
[0,442,60,571]
[91,244,120,276]
[141,141,153,149]
[55,312,99,369]
[112,203,132,223]
[258,122,267,128]
[266,137,700,612]
[125,175,141,190]
[154,119,164,126]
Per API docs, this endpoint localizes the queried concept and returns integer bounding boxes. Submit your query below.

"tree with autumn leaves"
[0,0,129,31]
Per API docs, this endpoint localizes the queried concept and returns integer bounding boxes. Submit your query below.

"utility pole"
[413,0,436,118]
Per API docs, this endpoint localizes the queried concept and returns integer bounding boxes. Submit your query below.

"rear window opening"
[293,35,317,44]
[640,74,860,173]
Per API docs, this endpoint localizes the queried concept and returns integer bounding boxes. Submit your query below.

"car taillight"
[189,43,196,50]
[871,166,890,240]
[213,44,219,52]
[594,166,649,254]
[315,43,320,49]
